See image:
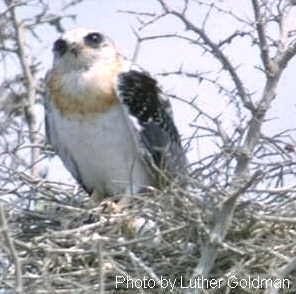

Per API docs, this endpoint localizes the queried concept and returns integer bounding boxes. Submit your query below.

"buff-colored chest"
[47,61,121,116]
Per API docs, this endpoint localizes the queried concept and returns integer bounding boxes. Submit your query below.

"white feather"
[49,103,153,196]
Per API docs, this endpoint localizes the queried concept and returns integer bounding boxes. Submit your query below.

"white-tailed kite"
[45,28,187,199]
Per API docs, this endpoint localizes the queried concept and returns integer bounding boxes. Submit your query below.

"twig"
[0,203,23,294]
[157,0,253,111]
[265,257,296,294]
[98,240,105,294]
[128,250,161,285]
[46,221,108,237]
[6,0,41,177]
[251,0,270,72]
[253,214,296,224]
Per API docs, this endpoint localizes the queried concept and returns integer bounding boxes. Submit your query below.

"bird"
[44,27,187,200]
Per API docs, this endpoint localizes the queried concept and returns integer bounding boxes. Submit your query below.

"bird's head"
[52,28,121,71]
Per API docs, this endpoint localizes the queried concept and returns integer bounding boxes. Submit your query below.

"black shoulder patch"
[117,70,188,182]
[118,70,180,144]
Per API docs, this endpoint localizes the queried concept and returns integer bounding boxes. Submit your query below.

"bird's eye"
[84,32,103,47]
[53,39,68,56]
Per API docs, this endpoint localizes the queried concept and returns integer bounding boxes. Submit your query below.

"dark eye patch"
[84,32,103,47]
[53,39,68,56]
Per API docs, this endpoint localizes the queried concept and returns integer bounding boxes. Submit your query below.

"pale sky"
[57,1,295,148]
[1,0,295,182]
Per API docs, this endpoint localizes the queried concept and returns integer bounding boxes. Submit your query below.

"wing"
[44,79,91,194]
[116,70,188,184]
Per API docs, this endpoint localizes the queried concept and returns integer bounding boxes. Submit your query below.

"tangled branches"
[1,0,296,293]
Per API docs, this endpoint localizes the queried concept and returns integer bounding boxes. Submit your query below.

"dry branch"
[1,1,296,293]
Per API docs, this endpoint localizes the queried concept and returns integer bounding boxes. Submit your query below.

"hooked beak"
[69,42,82,56]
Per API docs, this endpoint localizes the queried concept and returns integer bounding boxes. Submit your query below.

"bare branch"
[251,0,270,72]
[266,257,296,294]
[5,0,41,177]
[253,214,296,224]
[1,1,296,293]
[278,39,296,67]
[98,240,105,294]
[0,204,23,294]
[157,0,253,111]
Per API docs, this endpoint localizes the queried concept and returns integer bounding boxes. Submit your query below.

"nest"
[1,178,295,294]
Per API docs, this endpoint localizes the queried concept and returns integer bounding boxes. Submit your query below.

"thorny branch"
[252,0,270,72]
[4,0,41,177]
[153,1,296,292]
[157,0,253,111]
[0,1,296,293]
[0,204,23,294]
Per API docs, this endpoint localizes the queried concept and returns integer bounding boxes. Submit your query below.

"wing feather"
[116,70,188,184]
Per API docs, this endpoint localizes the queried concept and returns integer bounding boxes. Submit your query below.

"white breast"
[51,104,153,197]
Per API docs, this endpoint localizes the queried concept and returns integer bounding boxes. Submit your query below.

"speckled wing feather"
[117,70,188,184]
